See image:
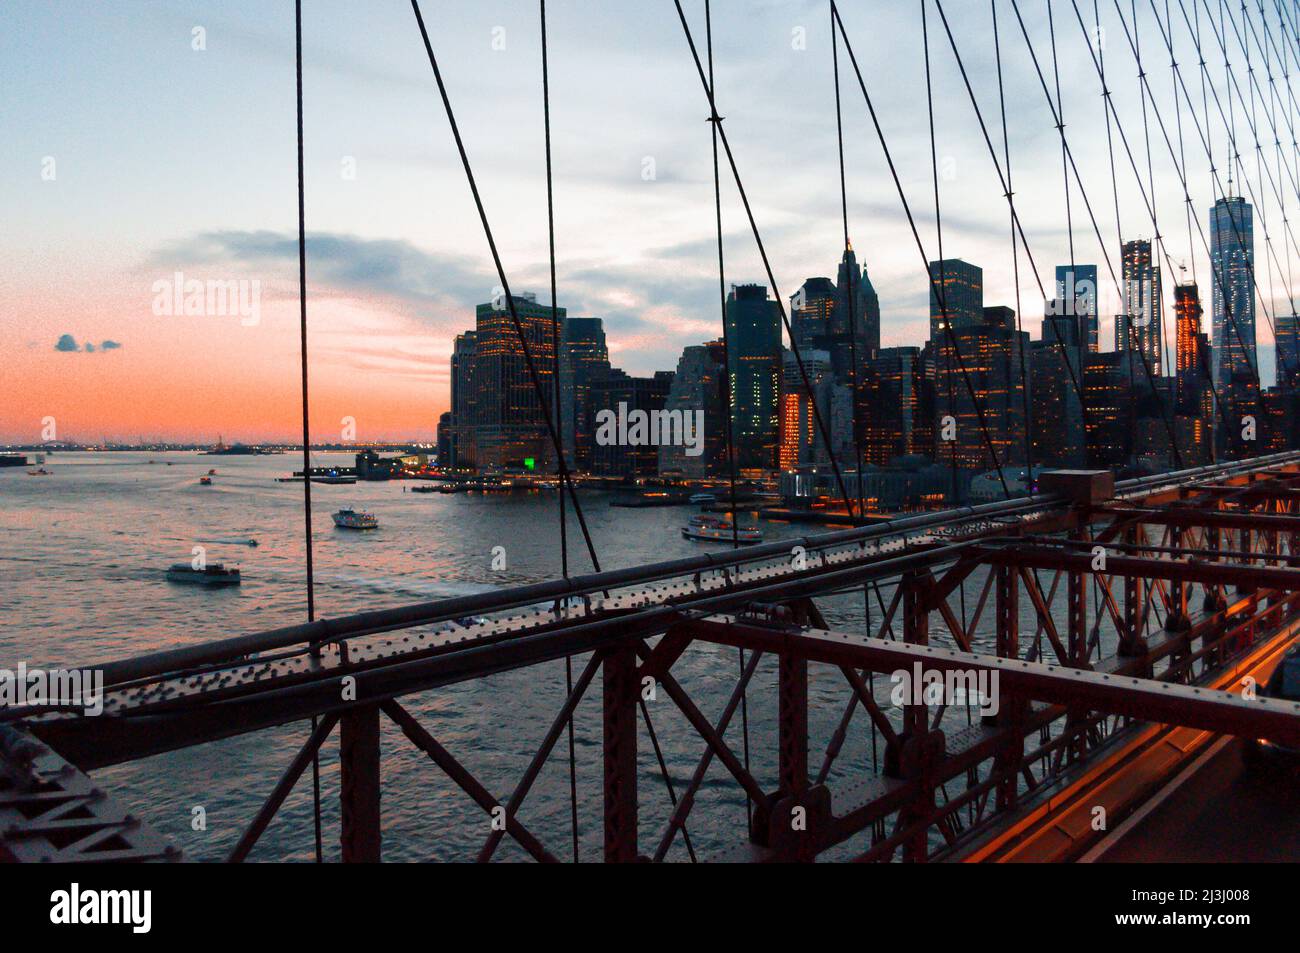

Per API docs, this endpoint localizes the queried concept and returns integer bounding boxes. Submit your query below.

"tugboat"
[332,507,379,529]
[198,476,213,486]
[165,563,241,587]
[681,514,763,545]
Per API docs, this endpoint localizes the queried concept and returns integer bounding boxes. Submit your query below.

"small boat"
[198,476,213,485]
[26,468,51,476]
[333,507,379,529]
[207,468,217,476]
[166,563,241,586]
[409,484,438,494]
[689,492,716,504]
[681,514,763,545]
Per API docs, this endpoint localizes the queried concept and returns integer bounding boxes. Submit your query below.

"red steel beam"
[972,543,1300,591]
[339,705,381,863]
[1103,506,1300,532]
[685,619,1300,748]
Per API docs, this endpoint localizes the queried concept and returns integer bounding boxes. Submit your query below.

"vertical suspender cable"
[410,0,694,860]
[537,0,580,864]
[831,0,878,783]
[993,0,1039,480]
[293,0,324,864]
[702,0,752,836]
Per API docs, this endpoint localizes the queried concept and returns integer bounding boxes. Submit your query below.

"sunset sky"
[2,0,1294,444]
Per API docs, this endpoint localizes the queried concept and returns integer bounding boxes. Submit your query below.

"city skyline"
[3,0,1295,444]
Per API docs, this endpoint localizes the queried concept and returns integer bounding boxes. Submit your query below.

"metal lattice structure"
[5,452,1300,861]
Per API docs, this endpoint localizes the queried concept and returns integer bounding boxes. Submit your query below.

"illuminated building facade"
[933,311,1029,474]
[470,294,562,470]
[929,258,983,341]
[725,284,782,472]
[1210,196,1256,392]
[863,346,932,466]
[1116,239,1163,376]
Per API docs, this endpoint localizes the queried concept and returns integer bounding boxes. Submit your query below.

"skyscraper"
[1277,311,1300,392]
[779,348,834,470]
[790,277,836,356]
[658,341,727,478]
[1211,196,1258,457]
[1210,195,1256,392]
[590,370,674,476]
[1174,283,1208,415]
[933,307,1029,475]
[1055,263,1099,353]
[471,293,562,470]
[725,284,782,471]
[560,317,610,471]
[1033,307,1086,467]
[929,259,983,341]
[1116,239,1163,376]
[448,331,478,468]
[832,244,881,377]
[1173,285,1213,464]
[863,346,932,466]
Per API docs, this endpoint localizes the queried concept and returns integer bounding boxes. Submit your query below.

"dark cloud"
[53,335,123,354]
[150,230,495,315]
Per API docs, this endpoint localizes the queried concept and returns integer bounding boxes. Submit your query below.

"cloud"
[148,231,495,314]
[52,334,123,354]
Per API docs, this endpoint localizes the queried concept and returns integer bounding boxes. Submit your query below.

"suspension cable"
[930,2,1110,470]
[702,0,752,836]
[833,2,1016,500]
[410,0,700,862]
[293,0,324,865]
[674,0,864,518]
[1005,0,1186,468]
[537,0,580,865]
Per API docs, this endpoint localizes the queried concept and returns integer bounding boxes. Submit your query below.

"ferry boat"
[681,514,763,545]
[332,507,379,529]
[165,563,241,587]
[688,492,716,504]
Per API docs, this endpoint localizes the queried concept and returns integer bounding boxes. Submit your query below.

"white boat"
[332,507,379,529]
[688,492,716,504]
[681,514,762,545]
